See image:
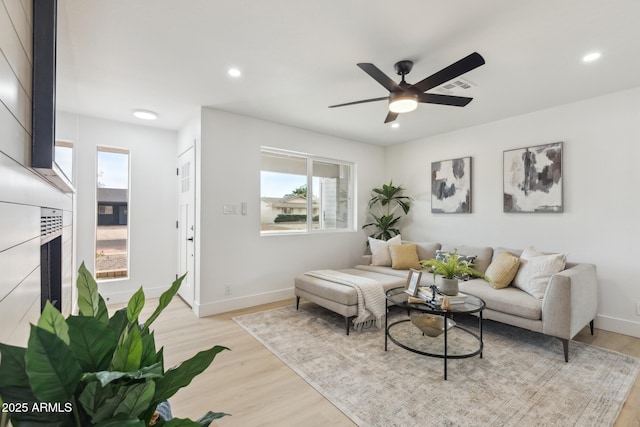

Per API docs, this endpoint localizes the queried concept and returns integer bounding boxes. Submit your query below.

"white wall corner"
[193,287,295,318]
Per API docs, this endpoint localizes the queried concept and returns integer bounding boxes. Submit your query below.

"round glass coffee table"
[385,286,485,380]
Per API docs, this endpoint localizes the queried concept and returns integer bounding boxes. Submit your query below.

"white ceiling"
[56,0,640,146]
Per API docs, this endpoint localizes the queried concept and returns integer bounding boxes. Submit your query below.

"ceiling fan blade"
[357,63,402,92]
[328,97,388,108]
[418,93,473,107]
[413,52,485,93]
[384,111,399,123]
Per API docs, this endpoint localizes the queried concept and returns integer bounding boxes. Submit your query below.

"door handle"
[187,237,194,242]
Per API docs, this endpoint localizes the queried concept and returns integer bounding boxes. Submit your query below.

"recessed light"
[132,109,158,120]
[228,68,242,78]
[582,52,601,63]
[391,123,400,129]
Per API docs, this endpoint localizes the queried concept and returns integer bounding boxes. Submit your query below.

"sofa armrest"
[541,263,598,340]
[361,254,372,265]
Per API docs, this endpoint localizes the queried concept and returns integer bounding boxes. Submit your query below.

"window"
[54,140,73,182]
[98,206,114,215]
[96,147,130,279]
[260,148,354,234]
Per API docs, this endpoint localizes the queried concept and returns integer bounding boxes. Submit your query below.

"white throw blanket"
[304,270,386,330]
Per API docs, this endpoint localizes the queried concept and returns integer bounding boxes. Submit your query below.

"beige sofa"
[294,241,598,362]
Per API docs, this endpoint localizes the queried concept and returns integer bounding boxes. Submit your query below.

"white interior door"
[177,147,195,306]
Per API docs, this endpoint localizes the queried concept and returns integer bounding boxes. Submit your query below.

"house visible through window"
[260,148,354,234]
[96,147,130,279]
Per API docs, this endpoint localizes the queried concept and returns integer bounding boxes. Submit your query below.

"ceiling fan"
[329,52,485,123]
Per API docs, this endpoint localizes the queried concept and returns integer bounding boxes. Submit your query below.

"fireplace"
[40,208,63,312]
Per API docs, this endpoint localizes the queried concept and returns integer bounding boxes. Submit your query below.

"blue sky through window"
[261,171,306,198]
[98,151,129,189]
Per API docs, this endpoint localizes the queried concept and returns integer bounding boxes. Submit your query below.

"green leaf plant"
[420,251,490,282]
[0,262,229,426]
[362,181,413,241]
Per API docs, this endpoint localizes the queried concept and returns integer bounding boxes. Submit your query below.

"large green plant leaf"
[83,381,153,424]
[78,381,115,420]
[143,274,185,331]
[0,343,28,388]
[195,411,231,425]
[37,301,70,345]
[127,287,145,324]
[156,411,231,427]
[362,213,401,240]
[109,308,129,342]
[155,347,165,368]
[77,262,109,323]
[111,324,143,372]
[94,415,146,427]
[113,381,155,418]
[140,332,157,367]
[82,362,163,388]
[25,325,82,403]
[66,315,117,372]
[152,345,228,405]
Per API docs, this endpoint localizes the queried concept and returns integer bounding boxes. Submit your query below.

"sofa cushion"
[514,247,567,298]
[459,279,542,320]
[369,235,402,266]
[485,252,521,289]
[405,241,441,261]
[355,264,415,279]
[492,247,523,261]
[389,244,421,270]
[295,268,407,305]
[440,244,493,274]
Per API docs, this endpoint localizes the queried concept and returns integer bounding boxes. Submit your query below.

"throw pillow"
[434,250,477,265]
[513,247,567,298]
[389,244,421,270]
[485,252,520,289]
[369,234,402,266]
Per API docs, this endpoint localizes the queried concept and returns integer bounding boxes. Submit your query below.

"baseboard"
[101,286,168,306]
[194,288,294,318]
[596,314,640,339]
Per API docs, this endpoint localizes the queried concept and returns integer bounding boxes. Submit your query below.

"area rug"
[233,303,640,427]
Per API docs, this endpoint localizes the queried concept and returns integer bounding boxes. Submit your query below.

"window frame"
[260,147,356,236]
[95,145,131,281]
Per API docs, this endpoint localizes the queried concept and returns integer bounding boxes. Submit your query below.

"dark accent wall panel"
[31,0,57,169]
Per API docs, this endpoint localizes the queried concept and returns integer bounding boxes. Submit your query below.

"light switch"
[223,204,238,214]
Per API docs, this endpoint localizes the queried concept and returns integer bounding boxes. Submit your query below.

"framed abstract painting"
[503,142,563,213]
[431,156,472,213]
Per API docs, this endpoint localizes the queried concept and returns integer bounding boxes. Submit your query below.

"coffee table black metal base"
[384,287,485,380]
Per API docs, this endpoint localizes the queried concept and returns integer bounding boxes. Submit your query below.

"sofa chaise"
[294,241,598,362]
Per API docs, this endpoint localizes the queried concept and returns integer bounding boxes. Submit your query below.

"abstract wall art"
[503,142,563,213]
[431,156,472,213]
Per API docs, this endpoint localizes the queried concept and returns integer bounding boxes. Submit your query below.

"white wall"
[195,108,385,316]
[1,0,74,346]
[386,87,640,337]
[57,112,179,303]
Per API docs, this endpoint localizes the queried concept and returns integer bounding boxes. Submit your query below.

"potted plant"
[420,251,490,295]
[0,263,229,426]
[362,181,413,241]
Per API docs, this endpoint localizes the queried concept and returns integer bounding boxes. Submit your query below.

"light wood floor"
[123,298,640,427]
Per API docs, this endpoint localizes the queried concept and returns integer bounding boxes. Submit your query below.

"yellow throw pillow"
[389,244,421,270]
[485,252,520,289]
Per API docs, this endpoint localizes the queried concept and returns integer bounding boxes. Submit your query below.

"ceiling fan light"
[389,95,418,113]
